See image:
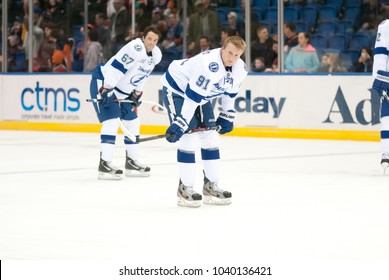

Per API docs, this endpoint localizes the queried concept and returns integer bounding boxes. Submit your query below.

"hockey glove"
[216,110,236,134]
[166,116,189,143]
[99,86,115,108]
[127,90,143,107]
[373,70,389,100]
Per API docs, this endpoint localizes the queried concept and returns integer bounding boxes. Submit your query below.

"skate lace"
[133,160,147,169]
[185,186,198,195]
[209,182,224,193]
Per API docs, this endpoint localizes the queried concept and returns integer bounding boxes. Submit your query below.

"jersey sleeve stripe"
[225,92,238,98]
[374,47,389,56]
[185,85,204,103]
[114,87,131,96]
[165,69,184,93]
[111,59,127,74]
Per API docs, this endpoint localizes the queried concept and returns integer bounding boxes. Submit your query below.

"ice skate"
[98,156,123,180]
[125,153,150,177]
[202,175,232,205]
[381,154,389,175]
[177,180,202,208]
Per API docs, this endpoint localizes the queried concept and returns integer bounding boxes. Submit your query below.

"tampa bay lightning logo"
[134,44,142,52]
[130,74,146,86]
[209,62,219,72]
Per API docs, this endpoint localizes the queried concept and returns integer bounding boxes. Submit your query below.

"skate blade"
[382,162,389,175]
[98,172,123,180]
[177,197,201,208]
[203,195,231,205]
[125,169,151,177]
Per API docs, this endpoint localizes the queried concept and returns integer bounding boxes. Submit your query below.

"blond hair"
[222,35,246,51]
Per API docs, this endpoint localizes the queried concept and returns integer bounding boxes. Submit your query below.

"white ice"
[1,130,389,268]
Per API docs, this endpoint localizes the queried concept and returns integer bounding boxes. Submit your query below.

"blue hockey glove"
[100,88,115,108]
[373,70,389,100]
[216,110,236,134]
[166,116,189,143]
[127,90,143,107]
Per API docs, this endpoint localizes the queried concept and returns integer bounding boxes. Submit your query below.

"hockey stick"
[136,126,221,143]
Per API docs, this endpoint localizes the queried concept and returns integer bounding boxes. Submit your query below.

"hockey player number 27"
[196,75,210,90]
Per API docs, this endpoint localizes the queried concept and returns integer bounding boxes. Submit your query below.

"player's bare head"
[221,36,246,67]
[142,26,160,53]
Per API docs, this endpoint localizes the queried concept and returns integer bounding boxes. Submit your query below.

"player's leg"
[91,77,123,180]
[199,103,231,205]
[163,87,202,207]
[380,100,389,173]
[121,103,150,177]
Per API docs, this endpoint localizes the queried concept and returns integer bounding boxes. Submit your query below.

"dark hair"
[221,27,237,36]
[89,29,99,42]
[143,26,161,39]
[285,22,296,32]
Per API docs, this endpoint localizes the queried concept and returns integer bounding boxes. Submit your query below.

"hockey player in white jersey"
[160,36,248,207]
[89,26,162,180]
[372,19,389,174]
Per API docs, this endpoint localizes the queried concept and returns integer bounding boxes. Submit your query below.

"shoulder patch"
[134,44,142,52]
[209,62,219,72]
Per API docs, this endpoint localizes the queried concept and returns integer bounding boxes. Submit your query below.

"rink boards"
[0,73,379,141]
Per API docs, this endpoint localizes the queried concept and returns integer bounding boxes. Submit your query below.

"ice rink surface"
[1,130,389,278]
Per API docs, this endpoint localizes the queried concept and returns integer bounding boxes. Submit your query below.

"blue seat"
[341,49,360,70]
[344,6,360,24]
[253,7,262,21]
[317,19,337,35]
[253,0,270,9]
[349,32,371,49]
[326,0,343,13]
[270,0,277,7]
[294,20,307,33]
[301,6,318,31]
[337,20,353,34]
[328,34,348,51]
[284,6,299,22]
[319,5,338,21]
[310,34,328,49]
[263,7,278,22]
[216,8,228,26]
[344,0,361,6]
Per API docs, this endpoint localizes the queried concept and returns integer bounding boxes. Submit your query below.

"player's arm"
[372,21,389,99]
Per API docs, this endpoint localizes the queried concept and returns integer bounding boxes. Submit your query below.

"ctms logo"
[21,82,80,112]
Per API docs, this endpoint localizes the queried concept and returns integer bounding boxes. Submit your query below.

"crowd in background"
[0,0,388,73]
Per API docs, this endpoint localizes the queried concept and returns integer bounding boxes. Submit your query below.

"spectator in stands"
[94,12,111,63]
[110,0,129,54]
[251,25,275,68]
[151,7,168,42]
[226,11,240,36]
[8,35,27,72]
[284,22,298,54]
[285,32,320,73]
[34,22,57,72]
[327,53,347,73]
[252,56,266,72]
[355,0,380,33]
[188,0,222,54]
[220,27,237,46]
[161,12,183,50]
[352,47,373,72]
[23,6,44,64]
[240,0,259,40]
[199,35,210,52]
[317,53,330,72]
[84,29,103,72]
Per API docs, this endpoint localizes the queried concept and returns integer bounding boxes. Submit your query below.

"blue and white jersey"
[373,19,389,76]
[161,48,247,119]
[100,38,162,98]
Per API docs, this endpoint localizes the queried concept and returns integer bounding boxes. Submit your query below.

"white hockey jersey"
[100,38,162,98]
[373,19,389,76]
[160,48,248,119]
